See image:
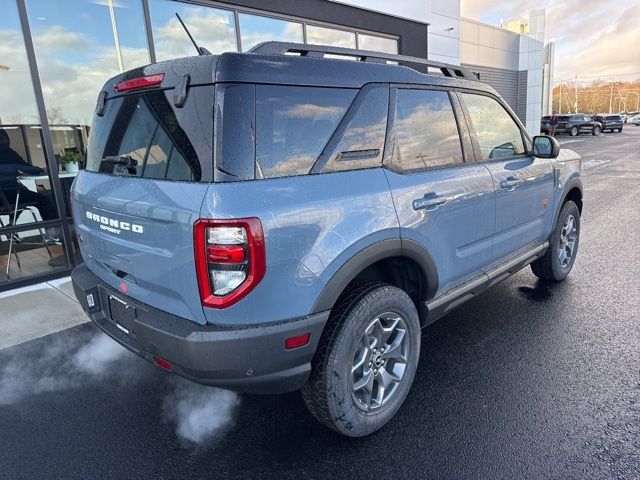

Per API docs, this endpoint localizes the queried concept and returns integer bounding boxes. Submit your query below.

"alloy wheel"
[558,214,578,268]
[350,313,410,412]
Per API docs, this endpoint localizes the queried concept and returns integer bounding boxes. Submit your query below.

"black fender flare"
[310,238,439,314]
[558,177,583,218]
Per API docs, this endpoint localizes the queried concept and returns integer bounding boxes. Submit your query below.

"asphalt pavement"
[1,127,639,480]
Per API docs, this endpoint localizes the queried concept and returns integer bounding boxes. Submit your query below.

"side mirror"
[532,135,560,159]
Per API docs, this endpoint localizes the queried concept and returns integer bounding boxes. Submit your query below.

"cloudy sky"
[461,0,640,83]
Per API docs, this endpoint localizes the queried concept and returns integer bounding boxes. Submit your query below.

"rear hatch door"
[72,58,215,324]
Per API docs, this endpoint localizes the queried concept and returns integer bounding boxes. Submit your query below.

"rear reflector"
[153,356,172,371]
[207,244,246,263]
[115,74,164,93]
[285,333,311,350]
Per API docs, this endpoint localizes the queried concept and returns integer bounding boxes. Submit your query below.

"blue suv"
[71,42,583,437]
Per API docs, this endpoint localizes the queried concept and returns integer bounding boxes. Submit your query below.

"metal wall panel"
[462,63,527,123]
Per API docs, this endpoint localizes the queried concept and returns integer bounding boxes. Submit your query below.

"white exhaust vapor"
[162,379,241,445]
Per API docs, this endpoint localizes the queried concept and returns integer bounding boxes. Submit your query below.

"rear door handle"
[500,178,522,190]
[413,194,448,211]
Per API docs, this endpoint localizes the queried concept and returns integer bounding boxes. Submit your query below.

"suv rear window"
[86,91,204,181]
[255,85,356,179]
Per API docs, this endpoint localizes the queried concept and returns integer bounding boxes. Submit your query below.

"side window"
[391,89,463,172]
[255,85,356,179]
[461,93,525,161]
[323,85,389,173]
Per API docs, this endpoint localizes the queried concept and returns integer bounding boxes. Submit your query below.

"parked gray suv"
[71,42,583,437]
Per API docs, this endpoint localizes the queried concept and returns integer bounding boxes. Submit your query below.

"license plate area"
[108,294,136,334]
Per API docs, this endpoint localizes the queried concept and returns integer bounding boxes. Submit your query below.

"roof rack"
[248,41,478,81]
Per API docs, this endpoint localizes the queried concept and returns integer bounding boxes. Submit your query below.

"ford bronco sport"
[71,42,583,437]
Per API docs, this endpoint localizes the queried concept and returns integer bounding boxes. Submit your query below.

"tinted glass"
[357,34,398,54]
[86,91,201,181]
[255,86,356,179]
[391,89,463,172]
[461,93,525,161]
[239,13,303,51]
[324,86,389,173]
[306,25,356,48]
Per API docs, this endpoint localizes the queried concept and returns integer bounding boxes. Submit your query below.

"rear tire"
[531,200,581,282]
[570,126,579,136]
[302,283,421,437]
[592,126,601,136]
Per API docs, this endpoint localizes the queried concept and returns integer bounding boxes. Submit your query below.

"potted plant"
[58,151,83,173]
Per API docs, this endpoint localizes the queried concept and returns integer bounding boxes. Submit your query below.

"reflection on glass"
[358,34,398,54]
[149,0,237,61]
[85,92,200,182]
[239,13,302,51]
[256,85,356,179]
[306,25,356,48]
[325,86,388,172]
[393,89,463,172]
[461,93,525,160]
[1,222,70,282]
[0,0,61,254]
[26,0,150,127]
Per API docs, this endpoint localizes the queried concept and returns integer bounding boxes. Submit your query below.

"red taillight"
[207,244,246,263]
[115,74,164,93]
[285,333,311,350]
[153,356,172,371]
[194,218,266,309]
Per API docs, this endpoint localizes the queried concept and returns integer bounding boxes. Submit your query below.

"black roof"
[100,43,497,98]
[213,52,494,92]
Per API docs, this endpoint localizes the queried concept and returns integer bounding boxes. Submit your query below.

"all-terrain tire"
[531,200,581,282]
[301,282,421,437]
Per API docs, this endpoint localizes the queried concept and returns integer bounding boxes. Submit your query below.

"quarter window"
[255,85,356,178]
[461,93,525,161]
[391,89,463,172]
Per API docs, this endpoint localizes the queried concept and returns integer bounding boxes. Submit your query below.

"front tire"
[531,200,581,282]
[302,283,421,437]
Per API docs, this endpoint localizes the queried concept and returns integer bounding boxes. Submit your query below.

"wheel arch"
[310,238,439,316]
[560,179,583,215]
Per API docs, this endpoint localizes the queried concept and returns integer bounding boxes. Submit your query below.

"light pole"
[559,79,563,114]
[574,73,578,114]
[106,0,124,73]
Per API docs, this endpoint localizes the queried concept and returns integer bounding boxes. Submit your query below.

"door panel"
[384,88,495,297]
[458,91,555,264]
[483,157,555,263]
[385,166,495,295]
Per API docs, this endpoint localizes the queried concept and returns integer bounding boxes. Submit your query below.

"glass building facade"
[0,0,398,290]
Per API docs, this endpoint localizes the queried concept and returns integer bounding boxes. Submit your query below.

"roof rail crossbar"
[248,41,478,81]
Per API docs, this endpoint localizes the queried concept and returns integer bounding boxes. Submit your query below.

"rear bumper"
[71,263,329,394]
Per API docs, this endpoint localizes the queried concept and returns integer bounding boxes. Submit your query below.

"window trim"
[456,89,533,164]
[382,85,468,175]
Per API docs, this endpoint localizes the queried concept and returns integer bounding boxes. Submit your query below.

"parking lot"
[1,127,639,480]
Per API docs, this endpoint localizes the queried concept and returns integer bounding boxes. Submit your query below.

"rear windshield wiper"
[99,155,138,175]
